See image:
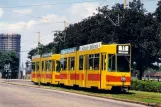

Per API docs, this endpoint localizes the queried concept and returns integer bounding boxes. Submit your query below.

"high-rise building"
[0,34,21,57]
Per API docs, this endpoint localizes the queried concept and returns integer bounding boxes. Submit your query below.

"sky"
[0,0,159,67]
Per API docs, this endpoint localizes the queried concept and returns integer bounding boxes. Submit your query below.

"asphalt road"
[0,81,147,107]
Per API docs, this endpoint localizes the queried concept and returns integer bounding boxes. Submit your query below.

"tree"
[28,48,37,59]
[0,51,19,72]
[155,0,161,23]
[114,0,161,79]
[28,0,161,80]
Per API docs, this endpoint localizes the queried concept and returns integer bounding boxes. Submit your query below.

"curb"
[1,81,161,107]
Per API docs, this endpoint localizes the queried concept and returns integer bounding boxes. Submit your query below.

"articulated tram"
[31,42,131,91]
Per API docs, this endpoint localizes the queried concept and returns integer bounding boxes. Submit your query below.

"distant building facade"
[0,34,21,57]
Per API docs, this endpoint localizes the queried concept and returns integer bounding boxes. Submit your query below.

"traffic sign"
[4,64,10,70]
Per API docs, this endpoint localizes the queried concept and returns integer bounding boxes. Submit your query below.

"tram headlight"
[121,76,126,82]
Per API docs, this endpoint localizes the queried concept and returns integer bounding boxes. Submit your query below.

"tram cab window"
[60,58,67,71]
[88,54,100,70]
[32,62,35,72]
[108,54,115,71]
[69,57,75,70]
[117,55,130,72]
[79,55,83,70]
[56,61,60,72]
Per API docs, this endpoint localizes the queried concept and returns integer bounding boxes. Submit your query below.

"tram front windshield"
[117,55,130,72]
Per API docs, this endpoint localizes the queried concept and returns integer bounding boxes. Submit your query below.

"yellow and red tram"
[31,42,131,91]
[31,53,60,85]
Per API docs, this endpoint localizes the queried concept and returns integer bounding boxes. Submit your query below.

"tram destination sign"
[61,47,77,54]
[42,52,52,57]
[117,45,130,54]
[32,55,40,59]
[79,42,102,51]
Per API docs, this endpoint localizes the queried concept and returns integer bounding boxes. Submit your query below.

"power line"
[14,12,48,21]
[0,20,64,28]
[0,0,99,9]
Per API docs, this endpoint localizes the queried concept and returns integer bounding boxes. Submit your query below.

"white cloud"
[67,2,100,23]
[0,8,4,18]
[0,14,67,64]
[12,8,32,15]
[0,2,100,64]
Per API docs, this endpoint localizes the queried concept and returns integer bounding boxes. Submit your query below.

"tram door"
[76,55,85,87]
[100,53,106,89]
[85,54,101,88]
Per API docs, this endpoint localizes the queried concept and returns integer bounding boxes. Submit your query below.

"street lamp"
[18,52,21,79]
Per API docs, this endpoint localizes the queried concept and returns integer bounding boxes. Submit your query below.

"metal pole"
[37,32,41,86]
[18,53,21,79]
[64,21,66,30]
[124,0,126,9]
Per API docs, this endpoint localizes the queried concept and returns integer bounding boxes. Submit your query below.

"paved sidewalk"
[0,82,147,107]
[0,79,34,85]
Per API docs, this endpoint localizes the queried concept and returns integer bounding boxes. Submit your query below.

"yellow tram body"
[31,55,40,83]
[59,42,131,90]
[31,54,60,85]
[31,42,131,91]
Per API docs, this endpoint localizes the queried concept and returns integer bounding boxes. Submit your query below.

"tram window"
[56,61,60,72]
[42,61,44,71]
[101,55,106,70]
[32,62,35,71]
[45,61,48,71]
[48,60,52,71]
[68,58,71,70]
[45,60,51,72]
[64,58,67,70]
[108,54,115,71]
[117,56,130,72]
[60,58,63,70]
[69,57,75,70]
[88,54,100,70]
[104,55,106,70]
[94,54,99,70]
[79,55,83,70]
[52,60,55,71]
[61,58,67,70]
[101,55,103,70]
[88,55,93,70]
[36,62,39,72]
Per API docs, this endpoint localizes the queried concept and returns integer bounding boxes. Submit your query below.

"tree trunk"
[138,64,143,80]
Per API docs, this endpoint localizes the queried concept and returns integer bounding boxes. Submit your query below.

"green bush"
[131,80,161,93]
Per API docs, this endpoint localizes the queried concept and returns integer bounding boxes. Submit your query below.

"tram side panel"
[51,54,61,85]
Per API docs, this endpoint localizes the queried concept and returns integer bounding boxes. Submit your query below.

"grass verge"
[41,85,161,106]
